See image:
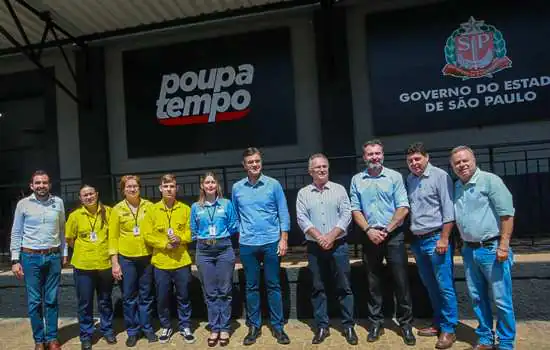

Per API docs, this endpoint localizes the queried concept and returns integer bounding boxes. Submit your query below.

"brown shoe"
[47,340,62,350]
[473,344,495,350]
[435,332,456,349]
[417,326,439,337]
[35,344,45,350]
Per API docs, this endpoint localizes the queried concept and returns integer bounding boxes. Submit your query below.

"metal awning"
[0,0,324,56]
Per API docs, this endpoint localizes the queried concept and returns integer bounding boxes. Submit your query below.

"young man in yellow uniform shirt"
[66,185,116,350]
[142,174,195,344]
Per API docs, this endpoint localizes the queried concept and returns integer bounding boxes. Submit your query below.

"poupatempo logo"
[156,64,254,126]
[442,17,512,79]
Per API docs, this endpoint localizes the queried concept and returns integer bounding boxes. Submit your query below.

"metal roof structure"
[0,0,327,56]
[0,0,337,104]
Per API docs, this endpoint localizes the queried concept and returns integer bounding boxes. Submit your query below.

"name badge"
[133,226,140,236]
[167,228,174,236]
[90,231,97,242]
[208,225,217,237]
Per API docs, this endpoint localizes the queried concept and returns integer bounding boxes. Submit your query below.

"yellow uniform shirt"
[65,205,112,270]
[142,200,192,270]
[108,199,153,258]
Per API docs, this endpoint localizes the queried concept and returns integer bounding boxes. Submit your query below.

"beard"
[366,159,384,170]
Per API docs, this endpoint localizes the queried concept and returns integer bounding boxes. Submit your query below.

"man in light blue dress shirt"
[450,146,516,350]
[232,147,291,346]
[406,142,458,349]
[10,170,68,350]
[296,153,357,345]
[350,139,416,346]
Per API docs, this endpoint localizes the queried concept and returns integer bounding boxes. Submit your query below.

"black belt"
[415,230,439,240]
[21,246,60,254]
[463,235,500,248]
[197,237,230,246]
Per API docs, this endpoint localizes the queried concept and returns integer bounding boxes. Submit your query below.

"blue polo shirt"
[231,174,291,246]
[454,168,515,242]
[190,198,239,240]
[407,163,455,235]
[350,167,410,227]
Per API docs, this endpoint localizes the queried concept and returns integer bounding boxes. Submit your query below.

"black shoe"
[367,325,384,342]
[401,325,416,346]
[243,327,261,346]
[125,335,139,348]
[344,327,358,345]
[312,328,330,344]
[81,340,92,350]
[272,329,291,345]
[104,334,117,345]
[144,332,158,343]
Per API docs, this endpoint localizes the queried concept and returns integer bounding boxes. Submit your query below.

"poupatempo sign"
[123,28,296,158]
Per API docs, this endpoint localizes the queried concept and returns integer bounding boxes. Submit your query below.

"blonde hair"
[198,171,224,207]
[119,175,141,197]
[161,173,177,184]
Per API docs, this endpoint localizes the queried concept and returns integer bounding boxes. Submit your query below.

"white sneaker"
[159,328,173,344]
[181,328,196,344]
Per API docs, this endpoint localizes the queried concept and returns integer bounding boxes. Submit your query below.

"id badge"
[90,231,97,242]
[208,225,217,237]
[167,228,174,236]
[133,226,140,236]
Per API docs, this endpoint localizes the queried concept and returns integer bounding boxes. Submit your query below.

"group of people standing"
[10,142,516,350]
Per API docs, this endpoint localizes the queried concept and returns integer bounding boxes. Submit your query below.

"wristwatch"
[11,259,20,265]
[364,226,372,233]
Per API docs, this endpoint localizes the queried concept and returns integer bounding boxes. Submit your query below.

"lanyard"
[205,202,218,225]
[87,211,99,232]
[164,201,175,228]
[125,200,141,228]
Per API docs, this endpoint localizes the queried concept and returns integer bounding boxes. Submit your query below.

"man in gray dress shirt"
[296,153,357,345]
[406,142,458,349]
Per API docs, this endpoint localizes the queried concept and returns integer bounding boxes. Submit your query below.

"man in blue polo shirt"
[450,145,516,350]
[406,142,458,349]
[232,147,291,346]
[350,139,415,346]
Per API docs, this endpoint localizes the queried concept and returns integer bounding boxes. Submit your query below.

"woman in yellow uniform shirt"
[108,175,158,346]
[141,174,195,345]
[65,185,116,350]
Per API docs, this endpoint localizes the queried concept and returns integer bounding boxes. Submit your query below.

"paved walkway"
[0,318,549,349]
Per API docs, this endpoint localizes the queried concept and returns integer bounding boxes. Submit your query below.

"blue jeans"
[307,239,355,329]
[462,242,516,350]
[196,238,236,332]
[21,251,62,344]
[74,268,114,341]
[240,241,284,331]
[410,233,458,334]
[118,255,155,336]
[154,266,192,330]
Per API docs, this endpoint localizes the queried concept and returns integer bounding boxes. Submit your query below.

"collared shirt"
[65,205,112,270]
[454,168,515,242]
[350,167,409,227]
[108,199,153,258]
[141,200,192,269]
[407,163,455,235]
[231,174,291,246]
[10,193,67,260]
[296,181,351,242]
[190,198,239,241]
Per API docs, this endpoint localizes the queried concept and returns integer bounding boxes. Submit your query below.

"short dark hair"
[30,170,49,184]
[406,142,428,157]
[363,139,383,149]
[242,147,261,159]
